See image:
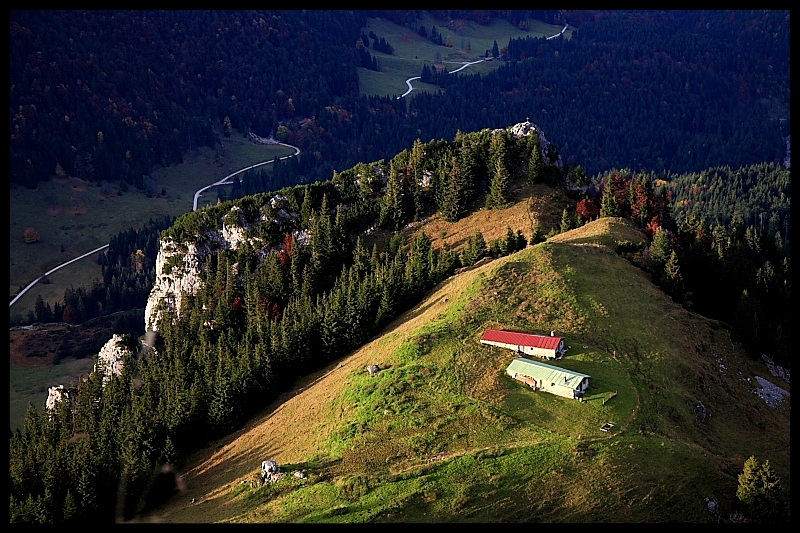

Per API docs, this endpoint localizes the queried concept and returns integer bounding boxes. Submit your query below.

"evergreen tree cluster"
[366,30,394,55]
[356,32,380,72]
[419,64,450,87]
[10,10,367,189]
[16,217,175,329]
[10,10,788,194]
[585,164,791,367]
[9,126,548,524]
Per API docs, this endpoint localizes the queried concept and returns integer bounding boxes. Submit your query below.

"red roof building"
[480,329,566,360]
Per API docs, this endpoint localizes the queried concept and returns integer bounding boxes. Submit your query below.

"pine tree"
[629,173,654,228]
[734,288,759,353]
[560,208,573,233]
[498,227,522,254]
[34,294,48,322]
[530,220,546,245]
[663,250,684,301]
[379,166,408,230]
[461,231,487,266]
[300,186,314,227]
[486,131,512,209]
[648,228,673,269]
[405,231,431,296]
[441,155,467,222]
[736,455,787,522]
[600,187,622,217]
[528,136,543,184]
[486,158,511,209]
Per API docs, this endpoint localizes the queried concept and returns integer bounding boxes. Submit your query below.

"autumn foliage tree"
[23,227,40,244]
[576,198,599,221]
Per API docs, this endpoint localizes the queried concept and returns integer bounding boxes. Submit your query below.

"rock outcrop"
[45,385,70,411]
[504,119,563,168]
[144,200,299,332]
[95,334,135,385]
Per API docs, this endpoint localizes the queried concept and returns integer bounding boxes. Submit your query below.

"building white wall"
[481,340,557,359]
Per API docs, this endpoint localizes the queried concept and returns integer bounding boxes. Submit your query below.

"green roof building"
[506,357,590,400]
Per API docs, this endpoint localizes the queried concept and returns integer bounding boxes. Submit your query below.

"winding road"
[10,141,301,310]
[10,23,571,310]
[397,24,568,100]
[192,141,300,211]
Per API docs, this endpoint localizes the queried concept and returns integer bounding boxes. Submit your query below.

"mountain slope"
[136,216,790,523]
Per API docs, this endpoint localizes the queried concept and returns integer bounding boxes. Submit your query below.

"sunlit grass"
[155,217,790,523]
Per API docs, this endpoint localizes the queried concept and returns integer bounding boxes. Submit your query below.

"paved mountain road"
[10,141,300,310]
[397,24,568,100]
[10,22,571,309]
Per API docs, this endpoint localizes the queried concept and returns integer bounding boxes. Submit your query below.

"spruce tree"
[486,132,512,209]
[486,158,511,209]
[530,220,546,245]
[736,455,787,522]
[560,208,573,233]
[441,155,466,222]
[663,250,684,301]
[600,187,622,217]
[648,228,673,269]
[379,167,407,230]
[528,136,543,184]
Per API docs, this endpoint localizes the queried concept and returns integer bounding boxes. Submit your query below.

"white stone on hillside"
[753,376,789,408]
[95,334,134,385]
[45,385,69,411]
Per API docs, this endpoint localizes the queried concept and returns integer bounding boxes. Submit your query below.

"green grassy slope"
[139,217,789,523]
[358,14,571,98]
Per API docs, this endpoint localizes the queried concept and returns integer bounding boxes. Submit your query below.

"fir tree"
[486,131,512,209]
[736,456,787,522]
[663,250,684,301]
[600,187,622,217]
[528,136,543,184]
[560,208,573,233]
[441,155,467,222]
[379,167,408,230]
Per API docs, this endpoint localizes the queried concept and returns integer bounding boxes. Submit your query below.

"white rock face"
[95,334,134,385]
[45,385,69,411]
[144,202,292,332]
[145,239,207,332]
[503,120,562,168]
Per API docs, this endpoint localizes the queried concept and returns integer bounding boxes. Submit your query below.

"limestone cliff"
[144,199,298,332]
[94,333,135,385]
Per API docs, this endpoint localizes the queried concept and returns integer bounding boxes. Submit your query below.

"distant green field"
[359,14,571,98]
[9,137,293,319]
[9,353,96,432]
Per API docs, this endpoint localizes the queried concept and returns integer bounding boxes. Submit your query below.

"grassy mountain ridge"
[138,215,789,523]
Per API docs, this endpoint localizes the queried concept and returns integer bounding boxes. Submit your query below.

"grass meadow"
[136,215,789,524]
[357,14,571,98]
[9,137,294,320]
